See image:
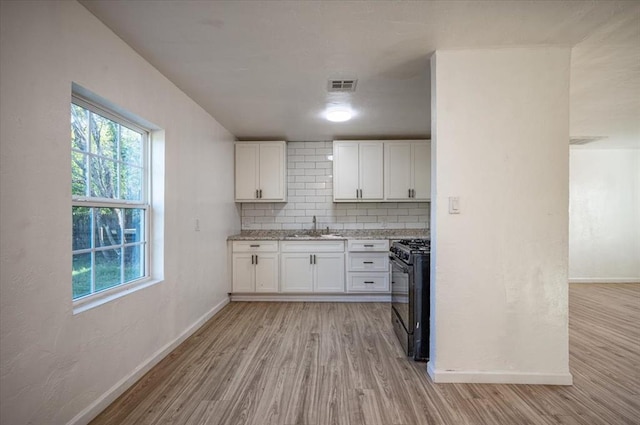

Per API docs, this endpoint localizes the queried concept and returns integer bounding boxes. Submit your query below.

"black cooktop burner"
[396,239,430,250]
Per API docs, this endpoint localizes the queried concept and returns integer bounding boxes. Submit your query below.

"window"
[71,96,149,300]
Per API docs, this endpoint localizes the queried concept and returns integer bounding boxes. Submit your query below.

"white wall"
[569,148,640,282]
[429,48,572,385]
[0,2,239,424]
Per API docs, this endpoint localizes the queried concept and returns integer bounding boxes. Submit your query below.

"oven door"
[390,256,413,336]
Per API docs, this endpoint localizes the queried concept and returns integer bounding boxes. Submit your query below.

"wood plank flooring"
[91,284,640,425]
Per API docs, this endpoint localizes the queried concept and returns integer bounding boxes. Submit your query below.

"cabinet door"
[280,253,314,292]
[333,142,360,200]
[259,143,286,201]
[314,253,345,293]
[359,142,384,200]
[235,143,259,201]
[232,253,255,292]
[413,141,431,200]
[255,253,279,292]
[385,142,412,200]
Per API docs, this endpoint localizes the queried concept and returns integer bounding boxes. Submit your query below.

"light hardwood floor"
[91,284,640,425]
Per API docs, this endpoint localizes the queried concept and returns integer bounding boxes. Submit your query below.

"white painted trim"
[427,361,573,385]
[73,278,163,315]
[67,296,230,425]
[569,278,640,284]
[230,293,391,302]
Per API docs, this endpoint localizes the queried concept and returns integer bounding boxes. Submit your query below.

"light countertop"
[227,229,429,241]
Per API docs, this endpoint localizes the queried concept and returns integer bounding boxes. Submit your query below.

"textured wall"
[241,141,430,231]
[429,48,572,384]
[0,2,239,424]
[569,148,640,282]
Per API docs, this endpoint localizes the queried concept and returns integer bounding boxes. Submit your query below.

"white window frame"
[71,94,152,309]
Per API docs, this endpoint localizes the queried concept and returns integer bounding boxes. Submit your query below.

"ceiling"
[81,1,639,148]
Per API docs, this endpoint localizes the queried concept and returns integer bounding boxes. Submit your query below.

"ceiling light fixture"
[325,107,353,122]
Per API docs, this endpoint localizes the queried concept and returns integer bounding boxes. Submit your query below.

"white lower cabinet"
[232,241,279,292]
[280,241,345,293]
[314,253,346,292]
[280,254,313,292]
[231,239,394,295]
[347,240,390,292]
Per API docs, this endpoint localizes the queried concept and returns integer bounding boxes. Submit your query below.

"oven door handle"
[389,256,411,274]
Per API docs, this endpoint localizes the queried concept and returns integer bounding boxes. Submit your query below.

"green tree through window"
[71,97,148,299]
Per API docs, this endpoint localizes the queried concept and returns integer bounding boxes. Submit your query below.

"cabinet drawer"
[280,240,345,253]
[347,239,389,252]
[348,253,388,272]
[348,274,389,292]
[232,241,278,252]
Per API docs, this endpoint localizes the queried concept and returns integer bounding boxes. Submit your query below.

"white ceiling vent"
[328,79,357,92]
[570,136,607,145]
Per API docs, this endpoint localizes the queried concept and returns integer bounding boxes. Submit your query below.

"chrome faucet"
[312,215,317,234]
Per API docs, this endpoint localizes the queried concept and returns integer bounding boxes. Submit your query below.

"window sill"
[72,278,164,315]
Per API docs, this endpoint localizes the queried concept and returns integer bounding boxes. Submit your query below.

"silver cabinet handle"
[364,244,374,247]
[364,281,375,284]
[408,188,411,198]
[363,261,374,264]
[310,254,313,264]
[259,189,262,198]
[250,244,260,247]
[313,254,317,264]
[251,255,254,265]
[255,255,258,265]
[255,189,259,198]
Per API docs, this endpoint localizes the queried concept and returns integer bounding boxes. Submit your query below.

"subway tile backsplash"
[240,141,430,231]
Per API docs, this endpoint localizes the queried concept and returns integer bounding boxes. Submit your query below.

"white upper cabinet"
[235,141,286,202]
[333,141,384,202]
[384,140,431,202]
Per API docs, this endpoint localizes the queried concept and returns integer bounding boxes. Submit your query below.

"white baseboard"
[569,278,639,284]
[230,293,391,302]
[67,296,230,425]
[427,361,573,385]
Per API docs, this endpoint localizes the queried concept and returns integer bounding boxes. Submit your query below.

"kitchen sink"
[286,232,344,239]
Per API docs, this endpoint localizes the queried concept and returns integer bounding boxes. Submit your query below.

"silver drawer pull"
[364,281,375,284]
[363,261,374,264]
[250,244,260,247]
[364,244,374,247]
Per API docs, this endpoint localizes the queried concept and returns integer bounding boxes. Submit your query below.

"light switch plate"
[449,197,460,214]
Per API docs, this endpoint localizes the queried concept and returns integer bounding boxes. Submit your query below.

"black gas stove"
[390,238,431,361]
[390,239,431,264]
